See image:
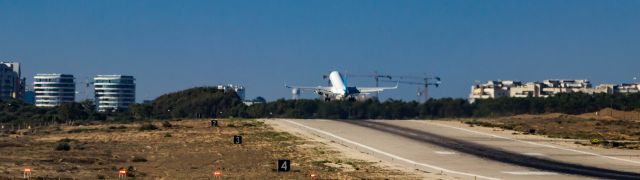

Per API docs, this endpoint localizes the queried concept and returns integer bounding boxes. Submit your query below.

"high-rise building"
[34,74,75,107]
[94,75,135,112]
[0,62,25,100]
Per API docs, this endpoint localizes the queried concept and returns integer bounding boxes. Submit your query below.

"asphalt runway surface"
[270,119,640,180]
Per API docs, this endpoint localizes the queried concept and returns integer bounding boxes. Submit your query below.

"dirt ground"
[463,112,640,150]
[0,119,418,179]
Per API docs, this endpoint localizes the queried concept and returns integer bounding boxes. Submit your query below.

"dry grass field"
[463,112,640,150]
[0,119,417,179]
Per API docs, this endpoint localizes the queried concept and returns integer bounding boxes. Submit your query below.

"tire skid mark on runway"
[344,120,640,180]
[418,120,640,165]
[282,120,501,180]
[522,152,545,157]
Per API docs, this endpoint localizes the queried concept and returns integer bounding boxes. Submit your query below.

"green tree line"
[2,87,640,126]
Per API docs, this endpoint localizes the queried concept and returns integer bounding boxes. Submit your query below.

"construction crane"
[381,75,441,102]
[344,71,441,102]
[346,71,393,97]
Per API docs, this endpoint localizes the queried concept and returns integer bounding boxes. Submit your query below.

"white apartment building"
[594,84,617,94]
[469,81,520,103]
[617,83,640,93]
[541,79,593,95]
[510,82,543,98]
[470,79,639,103]
[34,74,75,107]
[94,75,136,112]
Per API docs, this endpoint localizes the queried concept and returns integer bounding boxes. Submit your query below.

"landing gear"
[347,97,356,102]
[324,97,331,102]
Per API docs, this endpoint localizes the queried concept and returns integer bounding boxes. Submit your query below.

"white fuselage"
[287,70,397,101]
[328,71,348,98]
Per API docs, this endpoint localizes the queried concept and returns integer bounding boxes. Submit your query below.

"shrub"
[58,138,77,143]
[108,125,127,130]
[139,124,158,131]
[55,142,71,151]
[126,166,137,177]
[67,128,95,133]
[132,156,148,162]
[161,121,172,128]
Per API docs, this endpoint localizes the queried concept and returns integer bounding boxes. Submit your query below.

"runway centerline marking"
[417,120,640,165]
[282,120,500,180]
[434,151,457,155]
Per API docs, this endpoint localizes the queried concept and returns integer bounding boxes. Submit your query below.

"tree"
[254,96,267,103]
[130,103,152,119]
[57,102,88,122]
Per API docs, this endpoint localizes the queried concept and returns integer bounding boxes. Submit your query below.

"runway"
[267,119,640,180]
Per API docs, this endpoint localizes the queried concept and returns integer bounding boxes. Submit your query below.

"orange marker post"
[309,171,318,179]
[213,170,222,178]
[118,169,127,179]
[23,167,32,179]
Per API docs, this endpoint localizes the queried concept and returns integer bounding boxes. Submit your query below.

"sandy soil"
[464,113,640,149]
[432,120,640,157]
[0,119,418,179]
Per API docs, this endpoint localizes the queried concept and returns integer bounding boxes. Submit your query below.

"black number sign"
[234,135,242,144]
[277,160,291,172]
[211,120,218,127]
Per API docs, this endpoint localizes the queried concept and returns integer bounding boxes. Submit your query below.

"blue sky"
[1,1,639,101]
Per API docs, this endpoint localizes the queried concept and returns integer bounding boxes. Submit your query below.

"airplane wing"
[285,85,333,94]
[354,82,399,93]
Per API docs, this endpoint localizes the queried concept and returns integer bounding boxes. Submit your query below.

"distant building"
[469,80,520,103]
[243,101,258,106]
[0,62,25,100]
[510,82,543,98]
[541,79,594,95]
[217,84,245,100]
[34,74,75,107]
[470,79,639,103]
[594,84,617,94]
[94,75,136,112]
[617,83,640,93]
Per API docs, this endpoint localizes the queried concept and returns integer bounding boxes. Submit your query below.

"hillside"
[149,87,247,119]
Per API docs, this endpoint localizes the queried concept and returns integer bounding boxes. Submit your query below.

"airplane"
[286,71,398,101]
